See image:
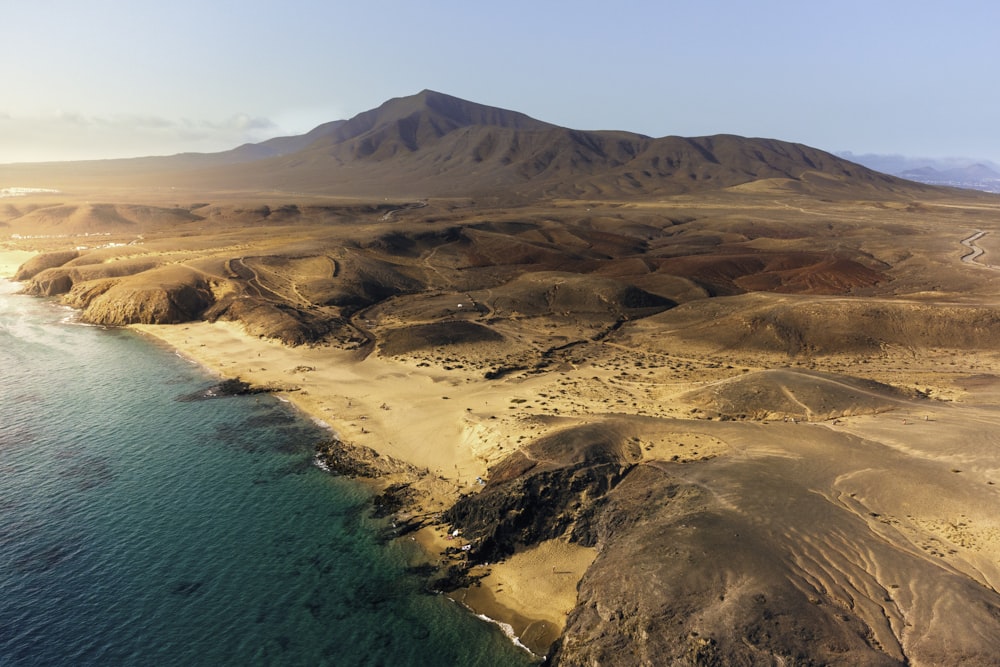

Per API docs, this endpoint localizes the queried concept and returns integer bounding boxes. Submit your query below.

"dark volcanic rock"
[314,438,422,479]
[370,482,417,519]
[443,421,641,563]
[428,564,488,593]
[176,377,278,401]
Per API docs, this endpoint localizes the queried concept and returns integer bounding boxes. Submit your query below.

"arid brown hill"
[0,90,929,199]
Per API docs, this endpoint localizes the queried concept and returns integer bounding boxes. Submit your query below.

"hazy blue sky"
[2,0,998,163]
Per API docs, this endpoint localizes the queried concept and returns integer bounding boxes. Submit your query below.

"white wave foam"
[310,416,332,430]
[312,454,331,472]
[473,612,538,656]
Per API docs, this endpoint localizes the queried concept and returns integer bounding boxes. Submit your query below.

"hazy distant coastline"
[839,151,1000,193]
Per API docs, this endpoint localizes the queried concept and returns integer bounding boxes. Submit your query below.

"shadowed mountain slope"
[0,90,931,199]
[183,91,919,198]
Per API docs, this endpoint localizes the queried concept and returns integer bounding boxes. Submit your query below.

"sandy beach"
[0,246,587,651]
[131,319,596,646]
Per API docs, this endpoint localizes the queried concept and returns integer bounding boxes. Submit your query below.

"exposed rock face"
[64,266,214,325]
[21,268,75,296]
[15,254,214,326]
[204,296,350,346]
[443,422,641,563]
[77,281,212,325]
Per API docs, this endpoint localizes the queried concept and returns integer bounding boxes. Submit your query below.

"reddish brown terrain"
[4,91,1000,664]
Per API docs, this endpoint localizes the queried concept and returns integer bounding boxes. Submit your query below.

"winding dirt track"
[961,230,993,267]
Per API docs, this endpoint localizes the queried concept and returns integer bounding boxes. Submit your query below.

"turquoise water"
[0,280,533,666]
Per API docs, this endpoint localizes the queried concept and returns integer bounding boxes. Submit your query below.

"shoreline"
[0,249,37,278]
[0,247,587,657]
[130,319,589,657]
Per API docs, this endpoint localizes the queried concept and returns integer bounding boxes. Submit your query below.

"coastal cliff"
[18,251,213,325]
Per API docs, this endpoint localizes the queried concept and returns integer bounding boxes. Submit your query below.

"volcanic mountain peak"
[305,89,557,154]
[0,89,929,199]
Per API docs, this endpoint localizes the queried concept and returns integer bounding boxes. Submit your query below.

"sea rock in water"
[314,439,423,479]
[176,377,275,402]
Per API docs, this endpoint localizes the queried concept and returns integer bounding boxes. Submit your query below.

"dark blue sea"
[0,279,533,666]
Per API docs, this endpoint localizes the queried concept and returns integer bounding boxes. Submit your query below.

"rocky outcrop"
[315,438,423,479]
[16,253,213,325]
[65,265,214,325]
[176,377,284,401]
[204,296,350,346]
[21,268,75,296]
[13,250,79,281]
[443,421,641,563]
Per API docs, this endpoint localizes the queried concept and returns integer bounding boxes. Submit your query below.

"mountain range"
[2,90,924,199]
[838,151,1000,193]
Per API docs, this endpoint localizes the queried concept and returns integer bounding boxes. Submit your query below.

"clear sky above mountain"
[1,0,997,164]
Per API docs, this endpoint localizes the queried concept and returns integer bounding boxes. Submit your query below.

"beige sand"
[412,524,596,656]
[0,245,601,649]
[134,320,521,484]
[130,314,1000,650]
[460,539,597,650]
[132,319,607,645]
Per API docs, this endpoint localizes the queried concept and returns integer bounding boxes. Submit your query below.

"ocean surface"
[0,279,534,666]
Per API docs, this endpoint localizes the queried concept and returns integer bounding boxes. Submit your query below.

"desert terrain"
[5,91,1000,664]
